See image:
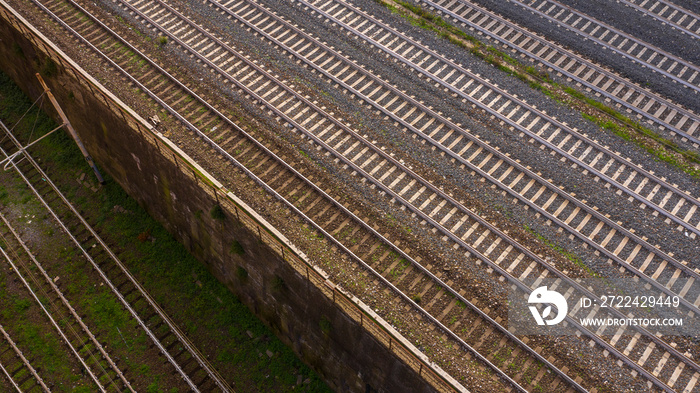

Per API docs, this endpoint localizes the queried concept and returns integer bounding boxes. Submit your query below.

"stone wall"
[0,3,462,392]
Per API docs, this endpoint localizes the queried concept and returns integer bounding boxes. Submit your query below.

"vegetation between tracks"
[374,0,700,180]
[0,70,330,392]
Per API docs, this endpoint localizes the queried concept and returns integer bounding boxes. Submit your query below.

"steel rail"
[213,0,700,326]
[0,211,134,393]
[0,360,22,393]
[23,0,684,388]
[416,0,700,146]
[0,324,51,393]
[295,0,700,313]
[298,0,700,238]
[618,0,700,40]
[124,0,692,389]
[0,112,202,392]
[218,0,700,377]
[0,161,130,393]
[0,235,107,393]
[215,0,700,312]
[23,0,484,390]
[109,0,533,390]
[509,0,700,92]
[17,1,239,391]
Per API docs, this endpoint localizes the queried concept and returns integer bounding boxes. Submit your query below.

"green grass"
[0,70,330,392]
[374,0,700,180]
[523,224,599,278]
[210,204,226,220]
[0,293,90,389]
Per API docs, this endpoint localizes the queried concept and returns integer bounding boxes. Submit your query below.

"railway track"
[508,0,700,93]
[120,0,700,389]
[0,99,232,391]
[11,1,539,391]
[218,0,700,320]
[414,0,700,147]
[0,324,50,392]
[0,205,129,392]
[27,0,700,390]
[618,0,700,40]
[278,0,700,306]
[298,0,700,237]
[15,0,612,391]
[13,0,700,386]
[120,0,700,388]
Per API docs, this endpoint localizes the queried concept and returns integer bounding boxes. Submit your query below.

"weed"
[210,204,226,220]
[12,43,24,58]
[157,35,168,47]
[524,224,598,277]
[230,240,244,255]
[271,275,285,292]
[412,294,422,304]
[319,317,332,335]
[40,58,58,78]
[235,266,248,280]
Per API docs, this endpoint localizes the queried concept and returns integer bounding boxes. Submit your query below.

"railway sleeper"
[0,346,13,357]
[178,356,197,374]
[9,363,25,378]
[171,346,190,361]
[97,262,118,276]
[75,340,92,353]
[194,373,212,389]
[143,311,158,323]
[165,338,181,352]
[157,330,172,343]
[115,277,132,292]
[16,372,35,387]
[121,286,137,299]
[151,319,167,333]
[77,233,94,245]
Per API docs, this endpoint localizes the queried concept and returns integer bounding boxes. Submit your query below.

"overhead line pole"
[36,72,105,184]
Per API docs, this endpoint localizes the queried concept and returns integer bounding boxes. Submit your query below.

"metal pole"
[35,73,105,184]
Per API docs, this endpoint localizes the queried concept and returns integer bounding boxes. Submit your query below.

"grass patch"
[375,0,699,180]
[0,70,330,392]
[524,224,599,278]
[230,240,245,255]
[319,317,332,335]
[39,58,58,78]
[210,204,226,220]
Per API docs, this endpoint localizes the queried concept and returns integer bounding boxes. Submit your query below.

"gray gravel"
[557,0,700,64]
[463,0,700,113]
[92,0,699,389]
[154,0,700,289]
[661,0,700,15]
